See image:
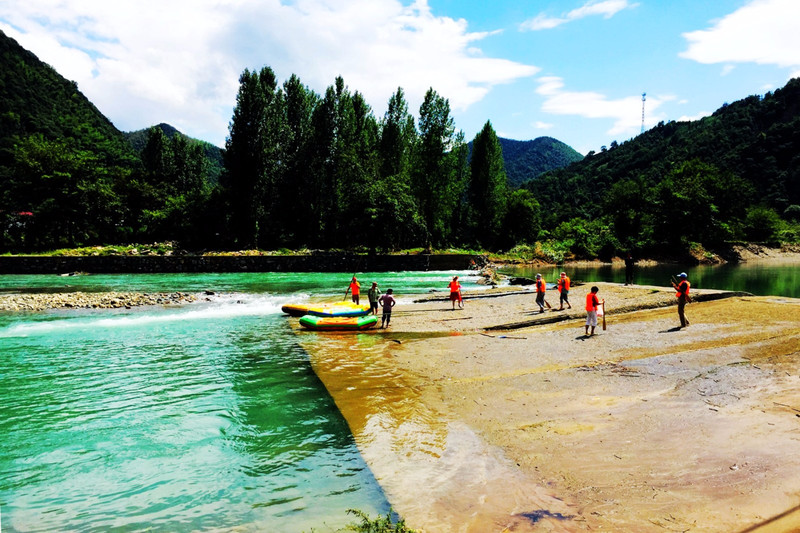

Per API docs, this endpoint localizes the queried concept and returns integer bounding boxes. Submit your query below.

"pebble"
[0,292,198,312]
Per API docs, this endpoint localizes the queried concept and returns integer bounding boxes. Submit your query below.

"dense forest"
[530,79,800,259]
[1,29,798,258]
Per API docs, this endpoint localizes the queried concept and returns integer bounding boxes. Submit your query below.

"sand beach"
[300,282,800,532]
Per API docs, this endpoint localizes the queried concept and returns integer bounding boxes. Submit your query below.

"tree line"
[2,60,537,253]
[2,22,798,258]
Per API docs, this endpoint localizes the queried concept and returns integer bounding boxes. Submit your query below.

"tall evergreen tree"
[467,120,508,248]
[279,74,318,246]
[223,67,285,248]
[413,88,463,249]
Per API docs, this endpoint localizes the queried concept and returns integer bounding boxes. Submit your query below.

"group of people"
[344,268,693,333]
[346,276,395,328]
[534,269,691,334]
[533,271,574,313]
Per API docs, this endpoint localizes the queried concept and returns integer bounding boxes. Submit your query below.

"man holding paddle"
[345,276,361,305]
[671,272,691,328]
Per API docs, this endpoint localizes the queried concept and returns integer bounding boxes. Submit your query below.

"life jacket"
[675,280,690,298]
[558,276,570,292]
[449,281,460,293]
[585,292,599,311]
[350,281,360,295]
[536,279,545,293]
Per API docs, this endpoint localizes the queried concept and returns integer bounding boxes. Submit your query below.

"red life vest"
[558,276,570,292]
[585,292,599,311]
[675,280,690,298]
[536,279,545,293]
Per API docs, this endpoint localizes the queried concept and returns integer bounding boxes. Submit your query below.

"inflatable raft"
[281,302,369,317]
[298,314,379,331]
[306,303,370,317]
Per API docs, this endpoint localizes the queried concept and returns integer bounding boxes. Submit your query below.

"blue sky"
[1,0,798,154]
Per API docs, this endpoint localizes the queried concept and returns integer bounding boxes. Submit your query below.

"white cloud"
[534,76,667,137]
[676,111,712,122]
[520,0,636,31]
[0,0,538,146]
[533,121,553,129]
[681,0,800,73]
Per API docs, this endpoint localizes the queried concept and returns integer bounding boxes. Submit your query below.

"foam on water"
[0,293,299,338]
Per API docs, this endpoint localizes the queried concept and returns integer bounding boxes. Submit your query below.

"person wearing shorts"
[585,286,602,336]
[378,289,396,328]
[448,276,463,309]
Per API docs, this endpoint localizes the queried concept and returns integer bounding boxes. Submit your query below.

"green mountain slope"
[467,136,583,188]
[0,30,136,164]
[529,77,800,254]
[497,137,584,188]
[125,123,223,183]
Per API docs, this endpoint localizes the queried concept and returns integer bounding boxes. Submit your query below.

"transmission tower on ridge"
[641,92,646,133]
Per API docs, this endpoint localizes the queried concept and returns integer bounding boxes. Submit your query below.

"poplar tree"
[467,120,508,248]
[223,67,285,248]
[413,88,464,249]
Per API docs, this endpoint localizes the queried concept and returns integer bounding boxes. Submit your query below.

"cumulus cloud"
[681,0,800,73]
[0,0,538,146]
[535,76,667,137]
[520,0,636,31]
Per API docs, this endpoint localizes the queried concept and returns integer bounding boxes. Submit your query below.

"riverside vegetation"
[1,29,799,261]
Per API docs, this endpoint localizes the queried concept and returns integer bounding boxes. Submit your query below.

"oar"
[601,300,607,330]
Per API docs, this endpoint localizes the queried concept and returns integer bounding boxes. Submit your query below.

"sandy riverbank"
[298,283,800,532]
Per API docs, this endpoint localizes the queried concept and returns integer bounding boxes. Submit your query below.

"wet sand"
[297,283,800,532]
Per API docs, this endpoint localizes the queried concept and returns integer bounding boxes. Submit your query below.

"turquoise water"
[0,270,476,533]
[500,262,800,298]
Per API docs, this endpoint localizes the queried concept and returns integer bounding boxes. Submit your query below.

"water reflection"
[500,261,800,298]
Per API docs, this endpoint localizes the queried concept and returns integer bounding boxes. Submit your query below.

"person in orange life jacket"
[346,276,361,305]
[448,276,463,310]
[557,271,572,310]
[585,286,603,336]
[671,272,691,328]
[535,274,546,313]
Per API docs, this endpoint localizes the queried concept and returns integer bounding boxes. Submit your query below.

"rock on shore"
[0,291,198,312]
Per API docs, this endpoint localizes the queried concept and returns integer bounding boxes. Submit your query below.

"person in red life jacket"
[448,276,463,309]
[557,271,572,310]
[585,286,603,336]
[671,272,691,328]
[345,276,361,305]
[535,273,547,313]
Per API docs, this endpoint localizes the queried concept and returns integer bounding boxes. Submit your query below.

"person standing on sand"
[624,252,636,285]
[448,276,463,310]
[367,282,381,315]
[585,286,603,336]
[557,272,571,310]
[345,276,361,305]
[378,289,396,328]
[671,272,691,328]
[535,273,547,313]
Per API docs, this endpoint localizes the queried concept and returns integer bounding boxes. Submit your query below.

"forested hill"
[125,123,224,183]
[528,77,800,256]
[496,137,583,187]
[0,30,135,164]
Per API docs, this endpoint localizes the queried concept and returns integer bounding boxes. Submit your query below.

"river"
[0,263,796,532]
